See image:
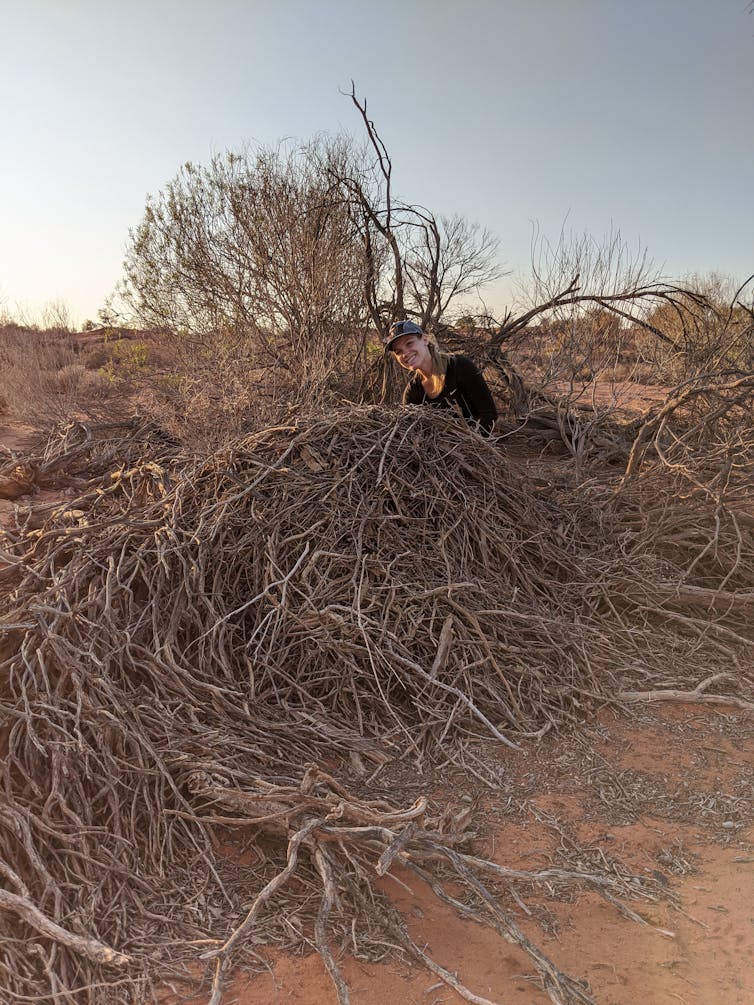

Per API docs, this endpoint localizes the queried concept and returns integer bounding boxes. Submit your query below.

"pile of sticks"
[1,406,752,1003]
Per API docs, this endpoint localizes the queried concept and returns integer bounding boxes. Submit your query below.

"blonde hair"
[423,338,450,397]
[428,341,452,379]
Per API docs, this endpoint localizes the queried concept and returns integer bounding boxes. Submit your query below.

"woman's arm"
[403,377,424,405]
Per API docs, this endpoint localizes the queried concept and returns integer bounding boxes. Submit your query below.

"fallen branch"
[0,888,129,968]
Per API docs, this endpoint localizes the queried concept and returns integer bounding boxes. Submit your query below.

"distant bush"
[0,326,125,428]
[639,273,754,382]
[81,345,113,370]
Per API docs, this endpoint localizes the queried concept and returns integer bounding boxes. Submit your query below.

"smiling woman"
[385,320,498,434]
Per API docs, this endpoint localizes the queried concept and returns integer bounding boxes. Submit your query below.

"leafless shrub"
[505,228,667,402]
[465,228,751,444]
[637,272,754,382]
[39,298,76,333]
[510,235,754,393]
[614,370,754,593]
[327,89,501,334]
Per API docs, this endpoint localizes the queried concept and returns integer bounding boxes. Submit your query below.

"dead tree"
[333,86,501,338]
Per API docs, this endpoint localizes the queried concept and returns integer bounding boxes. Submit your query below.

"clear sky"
[1,0,752,327]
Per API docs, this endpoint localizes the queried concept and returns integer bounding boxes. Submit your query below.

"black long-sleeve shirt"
[403,354,498,434]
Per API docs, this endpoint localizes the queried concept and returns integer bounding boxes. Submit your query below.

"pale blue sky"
[1,0,752,326]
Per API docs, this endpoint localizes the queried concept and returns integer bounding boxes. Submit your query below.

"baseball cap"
[384,320,425,351]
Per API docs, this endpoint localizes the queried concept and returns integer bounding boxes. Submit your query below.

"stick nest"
[1,406,752,1004]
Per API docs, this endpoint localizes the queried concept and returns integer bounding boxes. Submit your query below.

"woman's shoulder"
[448,353,479,373]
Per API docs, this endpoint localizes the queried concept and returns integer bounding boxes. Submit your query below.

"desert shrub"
[81,344,114,370]
[507,231,676,406]
[110,337,150,369]
[639,273,754,382]
[0,326,124,428]
[114,325,372,448]
[505,231,753,423]
[53,363,112,400]
[119,141,371,426]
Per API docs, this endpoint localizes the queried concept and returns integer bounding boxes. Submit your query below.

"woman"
[385,320,498,434]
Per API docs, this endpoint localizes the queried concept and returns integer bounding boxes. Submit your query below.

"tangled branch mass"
[1,406,752,1003]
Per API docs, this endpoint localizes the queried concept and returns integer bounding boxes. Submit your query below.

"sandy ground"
[162,705,753,1005]
[0,420,36,454]
[0,421,38,525]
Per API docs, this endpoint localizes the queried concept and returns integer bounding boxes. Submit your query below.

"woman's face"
[391,333,432,372]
